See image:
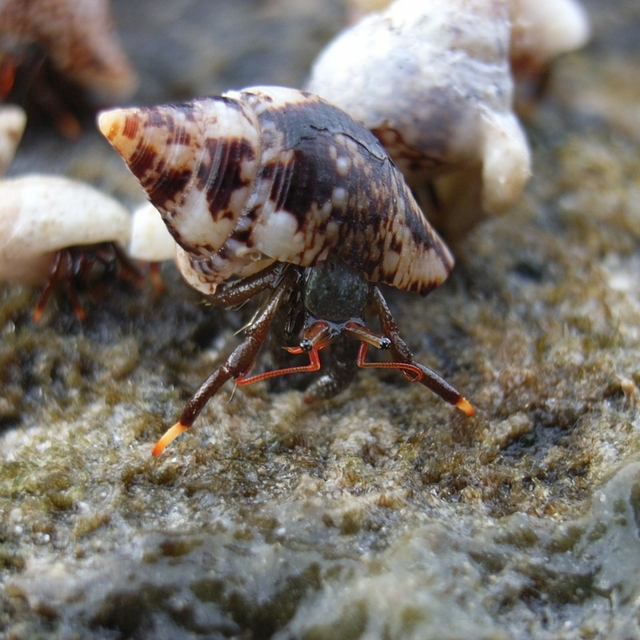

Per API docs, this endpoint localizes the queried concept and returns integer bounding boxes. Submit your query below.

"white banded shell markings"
[98,86,454,297]
[307,0,532,233]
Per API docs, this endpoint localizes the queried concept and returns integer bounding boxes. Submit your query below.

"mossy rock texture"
[2,0,640,638]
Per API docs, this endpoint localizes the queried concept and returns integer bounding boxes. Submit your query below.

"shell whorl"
[99,86,454,296]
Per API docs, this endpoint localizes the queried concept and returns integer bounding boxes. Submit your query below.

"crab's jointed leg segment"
[152,267,299,456]
[371,287,475,416]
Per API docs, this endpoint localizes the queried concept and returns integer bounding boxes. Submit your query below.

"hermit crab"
[0,0,137,136]
[98,85,474,456]
[0,174,143,321]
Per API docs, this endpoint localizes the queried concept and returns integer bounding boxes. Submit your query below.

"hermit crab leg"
[31,242,145,323]
[236,320,333,385]
[370,287,475,416]
[341,322,425,381]
[152,266,299,456]
[33,249,66,323]
[208,262,289,308]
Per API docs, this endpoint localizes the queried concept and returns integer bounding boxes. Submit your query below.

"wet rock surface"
[1,0,640,638]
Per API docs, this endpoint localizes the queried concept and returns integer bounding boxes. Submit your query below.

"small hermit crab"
[0,174,142,321]
[98,85,474,456]
[0,0,137,136]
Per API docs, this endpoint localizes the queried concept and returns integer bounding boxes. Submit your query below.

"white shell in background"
[509,0,590,76]
[0,174,131,286]
[128,201,177,263]
[345,0,590,71]
[0,105,25,176]
[307,0,532,238]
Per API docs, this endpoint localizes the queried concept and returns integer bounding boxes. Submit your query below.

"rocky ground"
[1,0,640,638]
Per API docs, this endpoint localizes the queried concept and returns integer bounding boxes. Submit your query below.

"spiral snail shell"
[307,0,532,237]
[98,85,454,297]
[343,0,590,78]
[128,201,177,264]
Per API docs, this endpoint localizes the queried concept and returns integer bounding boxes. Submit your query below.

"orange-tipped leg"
[455,397,475,416]
[151,267,300,456]
[152,422,189,456]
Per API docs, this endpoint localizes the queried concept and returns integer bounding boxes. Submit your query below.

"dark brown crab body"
[98,86,473,455]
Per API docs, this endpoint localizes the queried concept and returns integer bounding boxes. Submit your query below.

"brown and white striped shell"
[98,85,454,297]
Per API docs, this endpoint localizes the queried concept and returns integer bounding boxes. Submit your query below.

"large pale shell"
[0,0,137,101]
[0,174,131,286]
[509,0,590,76]
[98,85,454,297]
[307,0,532,237]
[345,0,590,73]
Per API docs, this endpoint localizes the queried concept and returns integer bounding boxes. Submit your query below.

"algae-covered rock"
[2,0,640,638]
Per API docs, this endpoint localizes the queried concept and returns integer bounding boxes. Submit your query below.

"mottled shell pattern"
[0,0,136,100]
[0,174,131,286]
[98,86,454,296]
[307,0,532,227]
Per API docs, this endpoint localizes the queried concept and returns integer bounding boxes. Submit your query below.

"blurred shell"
[509,0,590,77]
[98,85,454,296]
[0,0,137,101]
[345,0,590,71]
[307,0,535,238]
[307,0,532,235]
[128,201,177,263]
[0,104,25,175]
[0,174,131,286]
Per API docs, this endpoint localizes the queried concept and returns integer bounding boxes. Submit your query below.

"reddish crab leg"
[236,347,322,385]
[236,321,333,385]
[32,243,144,323]
[33,250,64,324]
[355,342,424,381]
[371,287,475,416]
[152,268,298,456]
